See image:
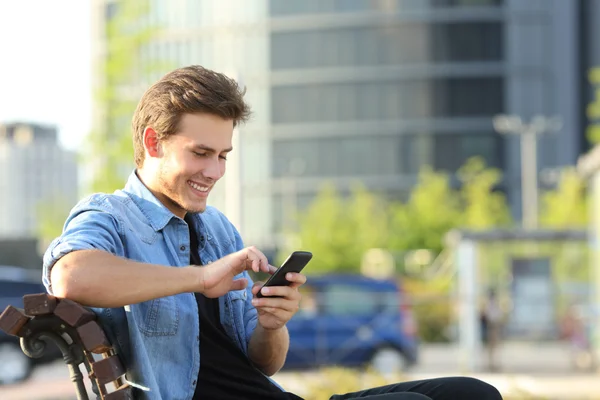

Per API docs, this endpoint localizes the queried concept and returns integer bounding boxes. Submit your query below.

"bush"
[402,277,453,343]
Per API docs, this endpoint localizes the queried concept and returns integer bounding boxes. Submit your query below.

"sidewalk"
[2,342,599,399]
[274,371,600,400]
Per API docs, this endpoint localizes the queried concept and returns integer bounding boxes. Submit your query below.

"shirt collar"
[123,170,178,231]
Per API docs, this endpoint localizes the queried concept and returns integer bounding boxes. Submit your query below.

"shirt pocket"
[225,288,249,350]
[132,296,180,337]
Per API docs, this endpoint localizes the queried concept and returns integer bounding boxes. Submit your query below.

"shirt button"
[192,380,197,385]
[180,245,186,251]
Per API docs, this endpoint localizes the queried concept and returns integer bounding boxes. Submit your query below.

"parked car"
[283,274,418,373]
[0,266,62,385]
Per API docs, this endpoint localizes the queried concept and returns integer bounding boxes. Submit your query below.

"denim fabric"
[43,171,281,399]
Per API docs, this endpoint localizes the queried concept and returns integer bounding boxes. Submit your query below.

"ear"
[143,127,161,158]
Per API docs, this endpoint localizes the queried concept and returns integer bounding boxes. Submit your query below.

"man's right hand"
[197,246,274,298]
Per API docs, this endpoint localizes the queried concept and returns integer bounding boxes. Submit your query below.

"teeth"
[188,181,209,192]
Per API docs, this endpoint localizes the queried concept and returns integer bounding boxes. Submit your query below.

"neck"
[136,168,186,219]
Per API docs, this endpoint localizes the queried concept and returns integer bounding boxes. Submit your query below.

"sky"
[0,0,91,151]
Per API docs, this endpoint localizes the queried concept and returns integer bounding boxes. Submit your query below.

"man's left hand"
[251,272,307,331]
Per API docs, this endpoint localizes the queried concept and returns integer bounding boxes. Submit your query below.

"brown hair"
[132,65,251,167]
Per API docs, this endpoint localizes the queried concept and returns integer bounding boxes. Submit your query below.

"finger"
[256,306,283,315]
[259,285,289,298]
[243,250,259,273]
[253,296,299,313]
[248,246,270,273]
[259,253,270,273]
[230,278,248,291]
[259,285,301,300]
[231,250,256,274]
[267,264,278,275]
[285,272,307,288]
[252,257,260,273]
[251,281,264,295]
[228,251,248,274]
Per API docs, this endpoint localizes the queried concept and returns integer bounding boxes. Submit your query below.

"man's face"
[153,113,233,216]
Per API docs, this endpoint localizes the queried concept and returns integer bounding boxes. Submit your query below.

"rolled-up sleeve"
[42,208,124,294]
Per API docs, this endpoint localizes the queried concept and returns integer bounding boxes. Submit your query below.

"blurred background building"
[0,122,78,239]
[90,0,599,256]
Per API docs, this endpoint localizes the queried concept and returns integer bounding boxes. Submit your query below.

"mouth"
[187,180,211,197]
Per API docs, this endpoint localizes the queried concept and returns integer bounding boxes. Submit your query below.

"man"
[43,65,502,400]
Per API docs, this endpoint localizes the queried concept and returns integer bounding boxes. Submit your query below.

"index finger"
[247,246,270,273]
[267,264,278,275]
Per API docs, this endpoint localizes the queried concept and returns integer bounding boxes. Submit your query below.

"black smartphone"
[256,251,312,298]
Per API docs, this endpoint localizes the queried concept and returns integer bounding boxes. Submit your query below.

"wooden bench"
[0,293,132,400]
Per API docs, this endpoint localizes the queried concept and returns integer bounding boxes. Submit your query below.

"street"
[1,341,598,400]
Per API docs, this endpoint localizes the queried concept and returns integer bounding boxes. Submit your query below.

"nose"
[203,156,225,181]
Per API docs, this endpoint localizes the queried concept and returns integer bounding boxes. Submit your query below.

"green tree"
[281,158,514,276]
[539,167,588,228]
[37,1,164,244]
[36,196,73,245]
[87,0,164,193]
[388,167,461,254]
[585,66,600,145]
[278,183,389,274]
[457,156,512,229]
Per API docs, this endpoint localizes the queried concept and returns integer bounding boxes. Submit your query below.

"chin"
[186,201,208,214]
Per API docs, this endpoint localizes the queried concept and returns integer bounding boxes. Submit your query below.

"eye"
[193,151,207,157]
[219,155,228,161]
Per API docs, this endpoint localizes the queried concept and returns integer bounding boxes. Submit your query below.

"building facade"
[92,0,589,254]
[0,122,79,238]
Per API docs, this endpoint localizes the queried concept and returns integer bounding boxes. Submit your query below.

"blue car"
[283,274,418,372]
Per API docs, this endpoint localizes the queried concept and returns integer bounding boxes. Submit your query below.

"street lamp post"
[492,115,562,230]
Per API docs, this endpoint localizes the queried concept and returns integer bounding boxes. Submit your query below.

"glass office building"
[92,0,587,254]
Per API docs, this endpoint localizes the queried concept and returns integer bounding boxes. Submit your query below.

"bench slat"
[0,306,30,336]
[77,320,112,354]
[92,355,126,385]
[103,384,134,400]
[54,298,96,327]
[23,293,57,316]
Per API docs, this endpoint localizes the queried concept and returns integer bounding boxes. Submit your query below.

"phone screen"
[255,251,312,298]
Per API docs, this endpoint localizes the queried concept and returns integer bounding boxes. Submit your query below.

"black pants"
[329,376,503,400]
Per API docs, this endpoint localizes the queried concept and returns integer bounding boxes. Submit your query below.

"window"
[270,0,502,16]
[432,0,502,6]
[272,77,504,123]
[400,134,434,174]
[321,284,398,316]
[271,23,502,69]
[105,2,119,21]
[272,135,402,178]
[433,132,503,172]
[272,131,502,180]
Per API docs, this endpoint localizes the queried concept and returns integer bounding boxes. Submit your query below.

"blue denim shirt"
[42,172,283,399]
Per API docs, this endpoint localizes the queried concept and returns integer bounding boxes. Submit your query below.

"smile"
[187,181,210,192]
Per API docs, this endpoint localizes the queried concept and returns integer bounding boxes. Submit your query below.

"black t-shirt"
[185,214,301,400]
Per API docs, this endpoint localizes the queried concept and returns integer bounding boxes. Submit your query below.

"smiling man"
[42,66,502,400]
